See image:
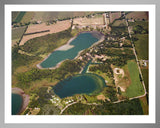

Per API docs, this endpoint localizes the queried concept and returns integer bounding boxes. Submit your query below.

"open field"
[128,21,148,30]
[141,69,149,93]
[20,12,35,23]
[12,12,20,22]
[110,12,121,23]
[13,12,26,23]
[12,26,27,46]
[112,64,131,93]
[20,20,71,45]
[73,15,104,25]
[112,19,127,27]
[122,61,145,98]
[126,11,148,21]
[32,12,94,22]
[133,34,148,60]
[139,96,148,115]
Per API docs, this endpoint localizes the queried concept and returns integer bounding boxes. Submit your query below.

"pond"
[40,31,103,68]
[12,93,23,115]
[52,73,106,98]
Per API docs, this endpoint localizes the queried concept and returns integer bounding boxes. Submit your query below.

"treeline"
[63,98,143,115]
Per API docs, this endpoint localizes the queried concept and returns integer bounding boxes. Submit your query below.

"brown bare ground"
[111,64,131,92]
[20,20,71,46]
[73,16,104,26]
[97,94,106,101]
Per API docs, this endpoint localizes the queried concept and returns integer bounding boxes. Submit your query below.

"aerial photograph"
[11,11,149,115]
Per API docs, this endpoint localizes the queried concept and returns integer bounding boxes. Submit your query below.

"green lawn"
[133,34,148,60]
[122,61,145,98]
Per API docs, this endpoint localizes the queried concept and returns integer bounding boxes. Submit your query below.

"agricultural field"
[73,14,104,25]
[12,12,20,22]
[110,12,121,23]
[12,12,26,23]
[128,21,148,30]
[126,11,148,21]
[133,34,148,60]
[141,69,149,93]
[20,12,35,24]
[112,19,127,27]
[32,11,95,22]
[122,61,145,98]
[20,20,71,45]
[12,26,27,46]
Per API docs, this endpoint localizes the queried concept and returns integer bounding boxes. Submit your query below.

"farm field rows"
[20,20,71,45]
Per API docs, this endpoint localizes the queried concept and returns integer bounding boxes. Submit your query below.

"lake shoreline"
[12,87,30,115]
[37,31,105,70]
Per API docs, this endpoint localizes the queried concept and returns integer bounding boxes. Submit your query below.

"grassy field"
[32,12,94,22]
[126,11,148,21]
[112,19,127,27]
[139,96,148,115]
[20,12,35,23]
[12,26,27,45]
[13,12,26,23]
[73,14,104,25]
[122,61,145,98]
[141,69,149,93]
[12,26,27,40]
[129,21,148,30]
[133,34,148,60]
[12,12,20,22]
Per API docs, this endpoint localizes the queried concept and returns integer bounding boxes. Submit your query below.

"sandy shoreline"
[12,87,30,115]
[37,31,105,70]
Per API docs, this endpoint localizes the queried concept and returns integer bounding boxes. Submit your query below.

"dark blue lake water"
[40,32,99,68]
[12,93,23,115]
[52,73,106,98]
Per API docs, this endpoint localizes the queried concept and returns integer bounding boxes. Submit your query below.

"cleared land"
[20,20,71,45]
[73,15,104,25]
[126,12,148,21]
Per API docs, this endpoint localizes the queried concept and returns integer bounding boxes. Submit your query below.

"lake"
[52,73,106,98]
[40,32,102,68]
[12,93,23,115]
